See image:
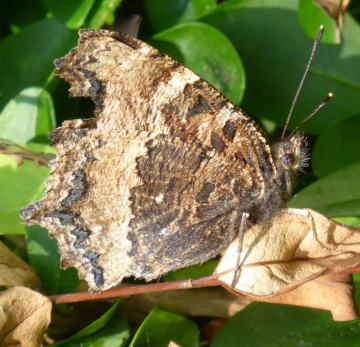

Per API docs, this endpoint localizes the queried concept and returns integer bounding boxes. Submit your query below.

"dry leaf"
[0,241,39,288]
[0,286,52,346]
[215,208,360,321]
[315,0,351,43]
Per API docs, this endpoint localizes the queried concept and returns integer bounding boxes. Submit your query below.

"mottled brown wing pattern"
[20,29,296,293]
[127,134,250,279]
[23,128,157,290]
[54,30,276,189]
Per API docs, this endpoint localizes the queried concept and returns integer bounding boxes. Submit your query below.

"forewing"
[54,29,275,183]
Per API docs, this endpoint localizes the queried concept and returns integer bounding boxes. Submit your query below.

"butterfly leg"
[231,212,249,288]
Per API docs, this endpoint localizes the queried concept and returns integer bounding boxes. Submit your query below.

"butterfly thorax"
[250,132,308,225]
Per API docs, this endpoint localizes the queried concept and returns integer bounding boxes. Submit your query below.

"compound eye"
[281,153,295,167]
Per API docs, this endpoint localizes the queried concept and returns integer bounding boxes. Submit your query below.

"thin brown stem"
[48,275,222,304]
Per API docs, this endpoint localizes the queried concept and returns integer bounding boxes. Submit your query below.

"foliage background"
[0,0,360,345]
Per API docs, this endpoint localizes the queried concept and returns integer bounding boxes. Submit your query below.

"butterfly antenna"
[281,25,324,140]
[288,92,333,137]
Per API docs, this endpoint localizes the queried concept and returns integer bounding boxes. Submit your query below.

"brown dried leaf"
[215,208,360,321]
[0,241,39,288]
[0,287,52,346]
[254,272,357,321]
[315,0,350,43]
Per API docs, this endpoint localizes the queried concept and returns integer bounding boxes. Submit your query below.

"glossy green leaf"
[72,300,120,337]
[0,17,78,113]
[164,260,218,281]
[129,307,199,347]
[151,22,245,104]
[81,315,130,347]
[53,301,129,347]
[212,302,360,347]
[202,0,360,134]
[0,87,55,143]
[86,0,123,29]
[26,224,80,294]
[312,115,360,177]
[0,144,54,234]
[289,162,360,217]
[144,0,217,32]
[298,0,338,44]
[42,0,95,29]
[333,216,360,228]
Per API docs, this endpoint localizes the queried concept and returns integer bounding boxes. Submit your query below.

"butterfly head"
[272,132,309,200]
[277,132,309,173]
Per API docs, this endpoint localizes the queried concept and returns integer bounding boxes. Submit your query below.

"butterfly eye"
[281,153,295,167]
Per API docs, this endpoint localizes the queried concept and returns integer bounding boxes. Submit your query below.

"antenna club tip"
[324,93,334,103]
[320,25,324,30]
[328,92,334,98]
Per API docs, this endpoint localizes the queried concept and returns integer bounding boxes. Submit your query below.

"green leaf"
[129,307,199,347]
[202,0,360,134]
[0,17,78,112]
[289,162,360,217]
[72,300,121,338]
[332,216,360,228]
[0,87,55,143]
[151,22,245,104]
[86,0,123,29]
[164,260,218,282]
[26,224,80,294]
[0,144,54,234]
[42,0,95,29]
[298,0,338,44]
[144,0,217,32]
[212,302,360,347]
[312,114,360,177]
[81,315,130,347]
[53,301,130,347]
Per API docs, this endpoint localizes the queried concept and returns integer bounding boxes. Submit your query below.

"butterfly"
[21,28,322,293]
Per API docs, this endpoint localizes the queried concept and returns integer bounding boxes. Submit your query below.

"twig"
[48,275,222,304]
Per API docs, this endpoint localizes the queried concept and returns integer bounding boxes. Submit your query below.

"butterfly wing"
[55,30,276,182]
[22,30,277,292]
